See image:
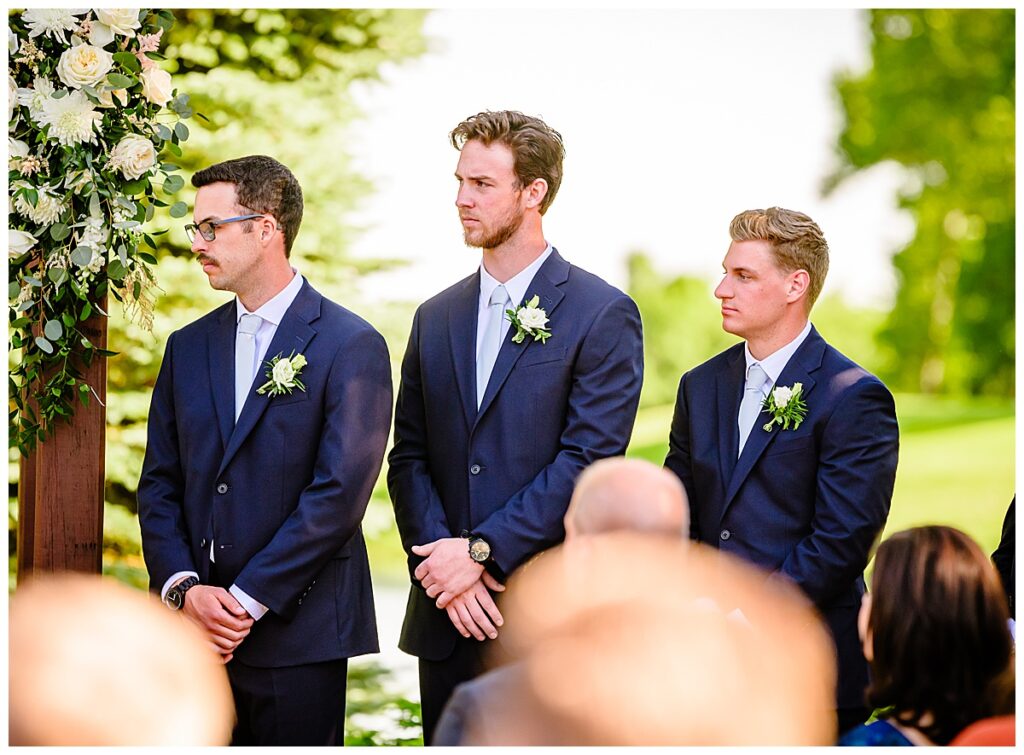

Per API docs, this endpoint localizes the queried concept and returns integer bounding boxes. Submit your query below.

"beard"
[462,203,526,250]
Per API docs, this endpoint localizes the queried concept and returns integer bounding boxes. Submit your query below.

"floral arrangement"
[8,9,194,454]
[257,352,308,397]
[507,294,552,344]
[761,382,808,432]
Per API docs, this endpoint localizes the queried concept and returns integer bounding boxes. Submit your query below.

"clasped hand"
[412,537,505,640]
[182,584,254,664]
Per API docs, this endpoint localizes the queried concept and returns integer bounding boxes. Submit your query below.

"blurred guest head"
[860,525,1014,745]
[9,574,234,746]
[564,456,688,539]
[492,534,836,745]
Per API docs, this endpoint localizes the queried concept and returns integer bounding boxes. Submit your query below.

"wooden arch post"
[17,310,108,580]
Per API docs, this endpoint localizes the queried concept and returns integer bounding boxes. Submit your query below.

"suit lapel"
[448,272,481,430]
[208,303,237,450]
[217,281,320,478]
[715,346,745,484]
[722,328,825,512]
[474,249,569,427]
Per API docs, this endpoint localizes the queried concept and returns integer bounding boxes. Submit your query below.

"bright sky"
[346,8,915,310]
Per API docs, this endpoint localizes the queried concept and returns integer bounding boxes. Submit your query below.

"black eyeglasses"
[184,214,264,243]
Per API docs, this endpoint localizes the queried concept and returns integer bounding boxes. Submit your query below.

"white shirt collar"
[744,320,813,386]
[479,244,553,308]
[235,268,303,326]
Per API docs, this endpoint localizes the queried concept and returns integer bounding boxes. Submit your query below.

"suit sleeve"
[664,371,700,541]
[473,295,644,577]
[778,378,899,605]
[137,331,197,594]
[387,308,455,577]
[231,327,393,620]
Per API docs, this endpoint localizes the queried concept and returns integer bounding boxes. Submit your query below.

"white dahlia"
[38,89,102,147]
[14,183,65,226]
[16,77,56,124]
[21,9,87,42]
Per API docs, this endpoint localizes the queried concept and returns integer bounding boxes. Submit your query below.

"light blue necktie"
[234,313,262,422]
[476,285,509,408]
[737,362,770,456]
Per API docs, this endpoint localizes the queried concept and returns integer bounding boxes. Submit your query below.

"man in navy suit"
[138,155,392,745]
[388,111,644,743]
[665,207,899,734]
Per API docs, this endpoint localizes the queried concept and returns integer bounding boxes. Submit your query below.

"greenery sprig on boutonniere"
[257,352,307,396]
[506,294,551,344]
[762,382,807,431]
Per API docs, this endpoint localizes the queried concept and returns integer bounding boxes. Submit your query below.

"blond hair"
[729,207,829,308]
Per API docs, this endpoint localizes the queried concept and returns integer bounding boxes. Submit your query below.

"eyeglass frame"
[184,214,265,243]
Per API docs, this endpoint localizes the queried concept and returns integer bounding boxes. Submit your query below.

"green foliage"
[346,661,422,746]
[829,9,1014,396]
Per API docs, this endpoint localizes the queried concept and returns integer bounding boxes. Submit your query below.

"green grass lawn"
[626,393,1014,554]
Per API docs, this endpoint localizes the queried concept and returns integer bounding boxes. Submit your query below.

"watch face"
[167,589,183,610]
[469,539,491,562]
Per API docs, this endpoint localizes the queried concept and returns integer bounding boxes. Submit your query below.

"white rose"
[517,306,548,330]
[272,359,296,386]
[8,29,17,55]
[93,9,141,42]
[96,87,129,108]
[9,137,29,165]
[139,67,173,107]
[291,354,307,370]
[57,42,114,89]
[107,134,157,179]
[772,386,793,408]
[9,229,39,257]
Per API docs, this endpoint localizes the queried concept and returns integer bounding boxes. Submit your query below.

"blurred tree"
[827,9,1014,396]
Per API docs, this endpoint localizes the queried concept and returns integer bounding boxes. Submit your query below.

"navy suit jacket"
[388,249,644,660]
[138,280,392,667]
[664,326,899,709]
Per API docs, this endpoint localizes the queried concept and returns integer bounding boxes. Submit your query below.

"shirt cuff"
[160,571,200,602]
[229,584,269,621]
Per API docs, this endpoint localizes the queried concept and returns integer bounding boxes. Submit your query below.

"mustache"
[197,255,217,266]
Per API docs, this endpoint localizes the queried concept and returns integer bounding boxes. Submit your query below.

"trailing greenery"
[8,8,193,455]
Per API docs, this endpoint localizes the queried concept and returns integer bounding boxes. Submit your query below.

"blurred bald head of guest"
[9,574,234,746]
[564,457,688,540]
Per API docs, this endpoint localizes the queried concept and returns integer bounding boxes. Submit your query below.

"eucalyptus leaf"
[163,174,185,193]
[107,73,135,89]
[155,124,173,141]
[24,275,41,287]
[9,281,21,299]
[17,300,33,312]
[71,246,94,267]
[145,203,155,222]
[47,268,68,286]
[34,337,54,354]
[50,223,70,241]
[169,201,188,218]
[44,320,63,341]
[174,122,189,141]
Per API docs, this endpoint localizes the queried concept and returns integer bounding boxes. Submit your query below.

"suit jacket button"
[470,464,481,475]
[216,483,228,494]
[720,529,731,541]
[200,538,207,548]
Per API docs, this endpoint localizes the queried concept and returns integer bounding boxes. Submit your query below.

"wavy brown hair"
[450,110,565,215]
[866,525,1014,744]
[729,207,829,309]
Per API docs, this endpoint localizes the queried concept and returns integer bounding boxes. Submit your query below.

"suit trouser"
[227,657,349,746]
[419,636,490,746]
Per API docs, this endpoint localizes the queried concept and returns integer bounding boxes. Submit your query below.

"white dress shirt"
[476,244,553,359]
[742,320,813,391]
[161,269,305,621]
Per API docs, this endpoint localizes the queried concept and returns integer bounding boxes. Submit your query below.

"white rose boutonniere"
[506,294,552,344]
[762,382,808,432]
[257,352,308,397]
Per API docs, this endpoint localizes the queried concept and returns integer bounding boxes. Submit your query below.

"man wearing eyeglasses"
[138,155,393,745]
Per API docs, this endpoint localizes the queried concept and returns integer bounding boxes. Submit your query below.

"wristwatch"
[164,576,200,611]
[462,530,492,563]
